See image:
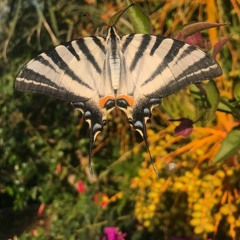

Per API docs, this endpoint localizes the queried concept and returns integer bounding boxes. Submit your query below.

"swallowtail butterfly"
[14,22,222,175]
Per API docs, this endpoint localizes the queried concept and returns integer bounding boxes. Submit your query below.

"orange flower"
[94,193,109,207]
[56,163,62,175]
[37,203,45,215]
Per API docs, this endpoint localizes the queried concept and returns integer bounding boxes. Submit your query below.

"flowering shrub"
[130,117,240,239]
[0,1,239,240]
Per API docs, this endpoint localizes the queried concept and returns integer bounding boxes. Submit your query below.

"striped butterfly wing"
[15,36,112,173]
[15,36,106,102]
[119,33,222,138]
[117,33,222,175]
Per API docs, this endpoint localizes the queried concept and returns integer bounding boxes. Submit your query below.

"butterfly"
[14,25,222,175]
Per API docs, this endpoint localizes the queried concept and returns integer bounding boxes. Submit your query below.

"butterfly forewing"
[15,36,106,102]
[121,34,222,98]
[118,32,222,154]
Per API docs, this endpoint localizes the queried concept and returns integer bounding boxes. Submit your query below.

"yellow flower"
[194,226,204,234]
[204,223,215,233]
[190,218,201,226]
[143,220,151,227]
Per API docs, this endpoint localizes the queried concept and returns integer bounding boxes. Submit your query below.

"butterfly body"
[15,26,222,171]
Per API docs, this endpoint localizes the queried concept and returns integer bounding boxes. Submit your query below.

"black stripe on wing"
[139,38,222,97]
[148,60,221,98]
[92,36,105,53]
[15,68,59,90]
[35,55,57,71]
[150,36,165,56]
[45,49,92,90]
[143,40,222,97]
[64,42,81,61]
[142,40,185,87]
[130,35,151,71]
[15,68,86,101]
[175,44,220,79]
[122,34,134,53]
[174,54,222,84]
[76,38,102,74]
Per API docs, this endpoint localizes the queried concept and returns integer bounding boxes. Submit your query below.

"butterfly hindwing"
[15,36,110,168]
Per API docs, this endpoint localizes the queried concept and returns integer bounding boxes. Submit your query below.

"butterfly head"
[106,26,121,43]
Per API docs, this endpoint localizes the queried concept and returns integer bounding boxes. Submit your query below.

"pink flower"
[173,118,193,137]
[102,226,127,240]
[185,32,205,48]
[75,180,85,193]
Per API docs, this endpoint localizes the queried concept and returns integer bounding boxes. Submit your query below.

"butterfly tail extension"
[72,101,105,177]
[143,123,160,179]
[132,97,161,178]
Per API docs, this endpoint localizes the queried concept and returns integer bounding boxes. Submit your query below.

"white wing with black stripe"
[15,37,106,102]
[121,34,221,98]
[118,34,222,135]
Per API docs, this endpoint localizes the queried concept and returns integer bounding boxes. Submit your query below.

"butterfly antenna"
[142,123,159,178]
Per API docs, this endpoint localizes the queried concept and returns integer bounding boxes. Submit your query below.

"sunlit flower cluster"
[131,121,240,239]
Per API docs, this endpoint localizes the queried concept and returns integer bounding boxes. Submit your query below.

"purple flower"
[173,118,193,137]
[185,32,205,48]
[102,226,127,240]
[171,238,212,240]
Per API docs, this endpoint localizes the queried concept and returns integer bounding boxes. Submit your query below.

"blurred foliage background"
[0,0,240,239]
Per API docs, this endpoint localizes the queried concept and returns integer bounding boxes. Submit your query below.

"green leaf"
[204,80,220,120]
[108,4,132,27]
[108,2,150,33]
[218,97,233,113]
[213,127,240,164]
[125,1,151,33]
[218,97,240,119]
[189,80,219,122]
[233,80,240,101]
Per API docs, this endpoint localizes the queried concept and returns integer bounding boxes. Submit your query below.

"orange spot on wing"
[117,95,134,107]
[99,96,115,108]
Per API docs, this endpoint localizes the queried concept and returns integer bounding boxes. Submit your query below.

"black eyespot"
[117,99,128,109]
[105,100,115,110]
